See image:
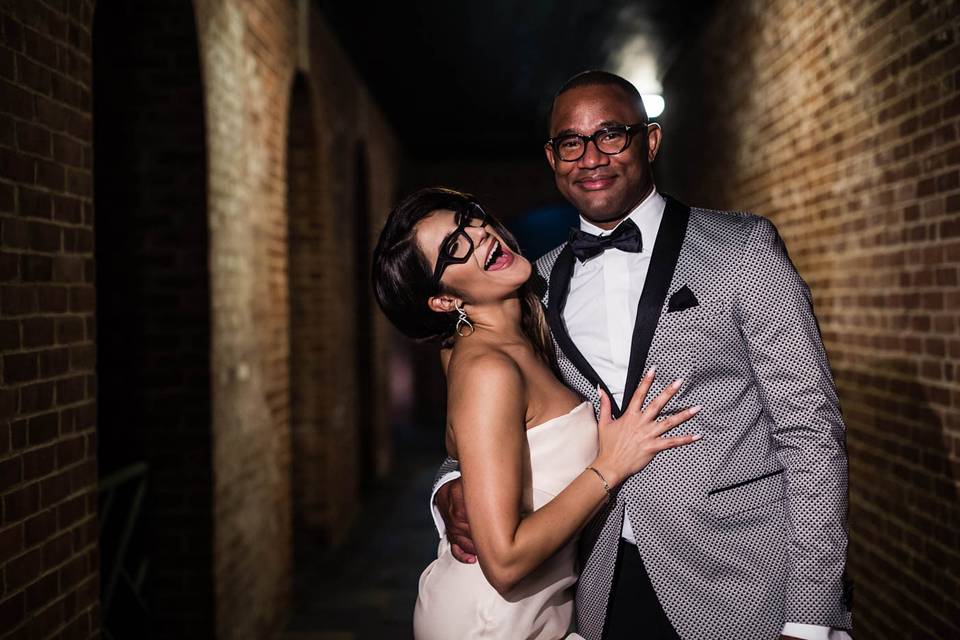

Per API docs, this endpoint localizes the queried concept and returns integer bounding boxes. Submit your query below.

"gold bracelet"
[586,466,611,501]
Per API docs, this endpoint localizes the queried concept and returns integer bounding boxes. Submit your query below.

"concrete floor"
[284,425,443,640]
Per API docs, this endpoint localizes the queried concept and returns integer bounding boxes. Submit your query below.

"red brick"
[0,42,14,80]
[39,470,70,507]
[0,146,35,182]
[0,180,14,211]
[2,482,39,525]
[16,120,52,157]
[26,219,60,251]
[0,523,25,563]
[19,381,54,413]
[55,434,84,467]
[68,343,93,370]
[27,410,58,444]
[22,316,54,347]
[35,158,65,189]
[19,186,53,218]
[22,443,55,480]
[3,351,38,383]
[0,79,35,119]
[23,27,57,68]
[56,374,85,403]
[0,318,19,349]
[37,283,68,312]
[25,571,58,609]
[41,530,72,569]
[0,449,22,483]
[38,345,68,376]
[0,592,26,632]
[23,508,56,545]
[67,284,92,311]
[55,316,83,343]
[52,194,81,222]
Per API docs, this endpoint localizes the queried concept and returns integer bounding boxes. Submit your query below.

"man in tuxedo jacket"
[431,71,852,640]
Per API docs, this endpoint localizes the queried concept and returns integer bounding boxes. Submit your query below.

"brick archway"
[93,0,213,636]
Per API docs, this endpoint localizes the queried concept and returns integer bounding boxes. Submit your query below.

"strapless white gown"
[414,401,598,640]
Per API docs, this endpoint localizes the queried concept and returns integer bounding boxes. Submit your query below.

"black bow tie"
[569,219,643,262]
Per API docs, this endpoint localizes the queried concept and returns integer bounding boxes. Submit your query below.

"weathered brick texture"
[660,1,960,637]
[0,0,99,638]
[3,0,399,638]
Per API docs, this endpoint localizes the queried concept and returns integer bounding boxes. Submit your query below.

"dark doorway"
[93,0,213,636]
[353,143,376,492]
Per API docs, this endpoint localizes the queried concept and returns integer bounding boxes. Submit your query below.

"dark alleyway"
[283,424,441,640]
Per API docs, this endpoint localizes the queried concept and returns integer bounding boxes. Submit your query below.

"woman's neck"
[457,296,525,344]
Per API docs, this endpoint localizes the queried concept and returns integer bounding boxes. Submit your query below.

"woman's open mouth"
[483,240,514,271]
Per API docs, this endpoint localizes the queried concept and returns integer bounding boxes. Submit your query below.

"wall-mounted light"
[642,94,665,118]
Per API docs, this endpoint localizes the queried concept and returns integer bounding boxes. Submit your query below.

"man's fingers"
[625,366,657,415]
[450,543,477,564]
[449,533,477,555]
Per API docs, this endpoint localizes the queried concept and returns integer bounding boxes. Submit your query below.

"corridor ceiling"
[317,0,717,161]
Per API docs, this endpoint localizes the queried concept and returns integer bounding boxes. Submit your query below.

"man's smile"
[575,173,618,191]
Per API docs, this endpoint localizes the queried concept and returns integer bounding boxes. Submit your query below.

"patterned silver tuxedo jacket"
[434,197,852,639]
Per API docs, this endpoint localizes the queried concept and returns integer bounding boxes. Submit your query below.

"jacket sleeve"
[429,456,461,538]
[736,215,851,628]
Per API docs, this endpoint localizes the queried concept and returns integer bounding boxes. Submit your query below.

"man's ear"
[427,294,461,315]
[646,123,663,162]
[544,143,558,172]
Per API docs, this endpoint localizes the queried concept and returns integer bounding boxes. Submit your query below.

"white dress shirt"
[431,187,848,640]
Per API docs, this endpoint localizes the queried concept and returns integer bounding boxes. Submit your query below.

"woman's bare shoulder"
[447,342,523,390]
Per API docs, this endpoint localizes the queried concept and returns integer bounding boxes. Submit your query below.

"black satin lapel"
[546,245,618,412]
[621,196,691,410]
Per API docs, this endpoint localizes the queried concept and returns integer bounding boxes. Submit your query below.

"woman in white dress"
[372,188,701,640]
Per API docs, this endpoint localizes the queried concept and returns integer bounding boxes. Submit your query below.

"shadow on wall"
[93,0,214,637]
[843,358,958,637]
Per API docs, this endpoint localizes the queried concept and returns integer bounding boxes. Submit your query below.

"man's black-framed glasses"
[547,122,647,162]
[431,203,488,286]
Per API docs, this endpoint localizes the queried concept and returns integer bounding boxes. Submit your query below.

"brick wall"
[659,1,960,636]
[2,0,400,638]
[0,0,99,637]
[283,13,400,551]
[194,1,399,636]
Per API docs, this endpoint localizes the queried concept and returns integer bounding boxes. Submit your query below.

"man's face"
[545,84,661,229]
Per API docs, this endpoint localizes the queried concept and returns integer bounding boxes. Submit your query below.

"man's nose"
[578,139,610,168]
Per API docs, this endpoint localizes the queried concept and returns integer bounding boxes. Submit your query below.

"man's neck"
[582,185,657,232]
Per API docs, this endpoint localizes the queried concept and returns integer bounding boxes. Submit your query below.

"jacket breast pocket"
[707,468,785,519]
[661,298,729,328]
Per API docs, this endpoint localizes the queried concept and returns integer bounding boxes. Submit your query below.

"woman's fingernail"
[689,405,702,414]
[672,378,685,389]
[646,365,657,378]
[691,434,703,441]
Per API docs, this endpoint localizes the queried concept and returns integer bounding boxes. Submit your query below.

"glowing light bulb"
[642,94,665,118]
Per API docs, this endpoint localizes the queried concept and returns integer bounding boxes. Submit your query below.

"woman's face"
[416,209,531,305]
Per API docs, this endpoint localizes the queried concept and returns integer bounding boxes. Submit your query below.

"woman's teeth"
[484,240,501,270]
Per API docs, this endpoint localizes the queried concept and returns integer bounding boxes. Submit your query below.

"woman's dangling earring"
[455,303,474,337]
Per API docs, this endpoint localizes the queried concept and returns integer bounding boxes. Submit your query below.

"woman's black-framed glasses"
[546,122,646,162]
[431,203,488,286]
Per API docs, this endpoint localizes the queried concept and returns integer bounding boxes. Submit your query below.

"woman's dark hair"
[372,187,555,367]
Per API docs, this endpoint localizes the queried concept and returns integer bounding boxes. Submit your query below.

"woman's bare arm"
[449,354,700,594]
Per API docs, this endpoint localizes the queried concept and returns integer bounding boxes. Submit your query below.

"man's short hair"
[549,70,648,130]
